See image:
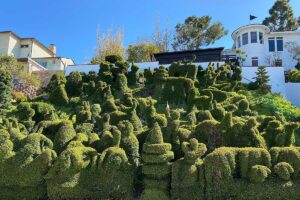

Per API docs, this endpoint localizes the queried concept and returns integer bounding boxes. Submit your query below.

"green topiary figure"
[197,110,214,122]
[219,112,233,145]
[105,54,124,64]
[0,69,13,109]
[53,120,76,153]
[145,101,167,128]
[98,62,113,84]
[91,104,101,123]
[277,122,299,147]
[144,68,154,85]
[205,64,216,86]
[128,63,140,86]
[231,66,242,82]
[274,162,294,181]
[47,72,66,92]
[45,143,98,199]
[76,101,92,124]
[211,101,225,121]
[0,132,56,199]
[241,118,267,148]
[49,84,69,106]
[7,120,27,150]
[171,139,207,200]
[117,120,140,166]
[194,119,221,151]
[16,103,36,130]
[114,73,131,99]
[141,123,174,200]
[235,99,251,116]
[249,165,271,183]
[66,71,83,97]
[98,125,134,200]
[264,120,284,147]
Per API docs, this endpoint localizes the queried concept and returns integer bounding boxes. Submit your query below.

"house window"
[251,32,257,43]
[277,37,283,51]
[259,32,264,44]
[21,44,29,48]
[237,36,241,48]
[268,38,275,52]
[242,33,248,45]
[252,57,258,67]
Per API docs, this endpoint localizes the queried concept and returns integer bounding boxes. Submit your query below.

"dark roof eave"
[153,47,224,56]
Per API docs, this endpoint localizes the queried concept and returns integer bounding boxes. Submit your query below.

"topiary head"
[170,110,180,120]
[246,117,257,128]
[249,165,271,183]
[118,120,134,136]
[146,122,164,144]
[238,99,249,111]
[274,162,294,181]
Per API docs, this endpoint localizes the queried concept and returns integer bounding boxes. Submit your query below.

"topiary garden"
[1,59,300,199]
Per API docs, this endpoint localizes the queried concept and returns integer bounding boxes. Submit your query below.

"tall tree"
[172,16,228,51]
[127,43,159,63]
[95,26,125,63]
[152,15,172,52]
[263,0,299,31]
[254,66,271,94]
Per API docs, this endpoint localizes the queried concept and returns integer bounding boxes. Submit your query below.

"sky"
[0,0,299,64]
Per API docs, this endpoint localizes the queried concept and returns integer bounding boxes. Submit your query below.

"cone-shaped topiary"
[49,84,69,106]
[141,123,174,200]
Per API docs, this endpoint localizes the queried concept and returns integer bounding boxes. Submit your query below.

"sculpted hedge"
[1,60,300,199]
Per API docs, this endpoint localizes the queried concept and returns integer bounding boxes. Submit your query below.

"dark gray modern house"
[151,47,224,64]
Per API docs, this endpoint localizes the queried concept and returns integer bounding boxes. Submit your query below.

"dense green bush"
[0,69,13,109]
[2,61,300,199]
[66,71,83,97]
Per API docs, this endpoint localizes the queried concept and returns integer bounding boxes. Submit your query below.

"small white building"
[0,31,74,72]
[232,24,300,70]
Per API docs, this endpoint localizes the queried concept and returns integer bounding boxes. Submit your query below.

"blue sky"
[1,0,299,64]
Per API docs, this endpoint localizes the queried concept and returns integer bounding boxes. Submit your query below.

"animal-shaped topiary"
[171,138,207,200]
[275,122,299,147]
[118,120,140,167]
[249,165,271,183]
[141,123,174,200]
[145,101,167,128]
[274,162,294,181]
[53,120,76,153]
[76,101,92,124]
[98,126,134,200]
[264,120,284,147]
[128,63,140,86]
[211,101,226,121]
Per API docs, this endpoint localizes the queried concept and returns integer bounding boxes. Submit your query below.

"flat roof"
[153,47,224,56]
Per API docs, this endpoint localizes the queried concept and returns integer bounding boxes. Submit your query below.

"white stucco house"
[0,31,74,73]
[232,24,300,70]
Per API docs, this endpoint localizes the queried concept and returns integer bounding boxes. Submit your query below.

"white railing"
[28,57,47,72]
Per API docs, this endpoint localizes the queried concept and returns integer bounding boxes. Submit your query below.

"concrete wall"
[241,66,285,95]
[285,83,300,107]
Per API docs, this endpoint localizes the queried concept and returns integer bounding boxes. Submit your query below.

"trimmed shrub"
[249,165,271,183]
[141,123,174,200]
[274,162,294,181]
[66,71,83,97]
[0,69,13,109]
[49,84,69,106]
[105,54,124,64]
[171,139,206,200]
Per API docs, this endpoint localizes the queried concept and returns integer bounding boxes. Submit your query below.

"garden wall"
[285,83,300,107]
[241,67,286,95]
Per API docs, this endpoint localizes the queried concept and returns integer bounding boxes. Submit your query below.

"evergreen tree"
[0,69,13,109]
[254,66,271,94]
[263,0,299,31]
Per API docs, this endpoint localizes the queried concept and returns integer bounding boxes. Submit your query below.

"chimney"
[48,44,56,56]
